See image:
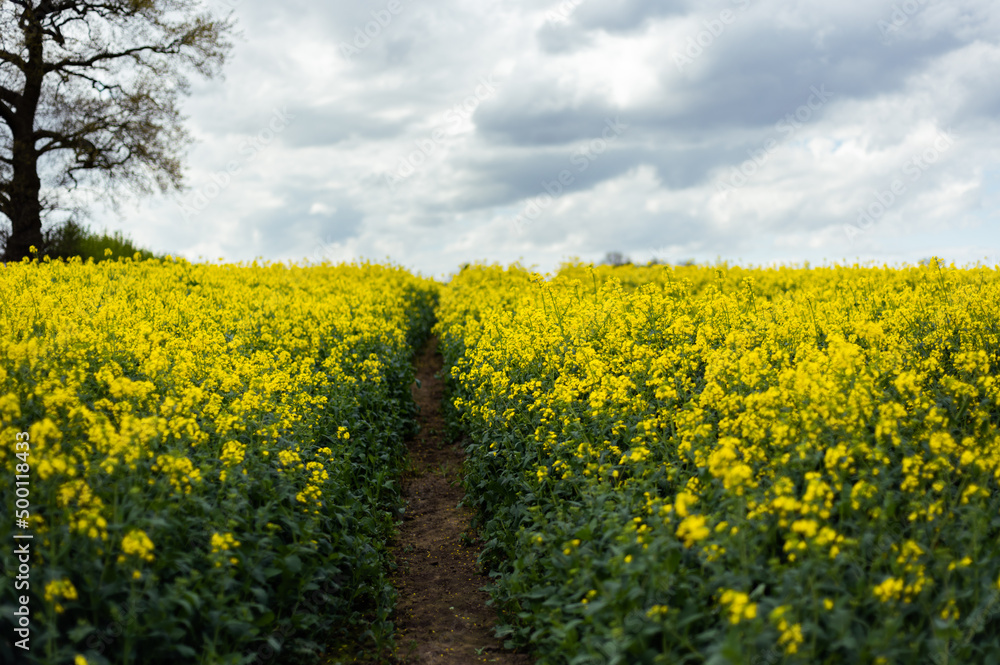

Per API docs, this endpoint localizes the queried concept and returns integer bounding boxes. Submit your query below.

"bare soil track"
[388,337,533,665]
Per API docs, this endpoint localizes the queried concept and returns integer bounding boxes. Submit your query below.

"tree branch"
[0,47,27,71]
[0,96,15,128]
[45,39,189,74]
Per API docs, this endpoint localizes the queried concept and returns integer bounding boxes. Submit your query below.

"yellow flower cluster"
[57,479,108,540]
[151,454,202,494]
[675,514,710,548]
[769,605,804,654]
[718,589,757,624]
[645,604,669,619]
[44,579,78,614]
[210,532,241,567]
[210,531,240,553]
[218,440,246,482]
[872,540,931,603]
[220,440,246,467]
[118,529,155,564]
[278,449,304,470]
[295,461,330,508]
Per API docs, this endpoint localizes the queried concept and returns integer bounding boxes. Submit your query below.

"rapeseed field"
[5,255,1000,664]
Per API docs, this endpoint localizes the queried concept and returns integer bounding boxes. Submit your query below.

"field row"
[0,258,437,664]
[438,262,1000,664]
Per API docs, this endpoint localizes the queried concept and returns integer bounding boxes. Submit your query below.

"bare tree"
[0,0,234,260]
[602,251,631,267]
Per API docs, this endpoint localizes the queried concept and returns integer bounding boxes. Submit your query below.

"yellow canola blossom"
[210,532,240,553]
[770,605,804,654]
[44,579,78,613]
[118,529,155,563]
[718,589,757,624]
[676,514,711,548]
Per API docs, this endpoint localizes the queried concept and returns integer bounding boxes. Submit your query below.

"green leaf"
[283,554,302,574]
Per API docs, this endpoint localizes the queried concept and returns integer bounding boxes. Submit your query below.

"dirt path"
[389,337,533,665]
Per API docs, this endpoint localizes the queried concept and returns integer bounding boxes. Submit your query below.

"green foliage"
[40,221,158,262]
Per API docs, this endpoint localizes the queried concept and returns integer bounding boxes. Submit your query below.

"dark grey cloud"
[448,139,731,212]
[281,106,405,148]
[475,99,623,146]
[452,148,637,210]
[571,0,690,32]
[683,21,964,119]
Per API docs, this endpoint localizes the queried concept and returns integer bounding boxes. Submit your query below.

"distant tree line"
[601,251,697,267]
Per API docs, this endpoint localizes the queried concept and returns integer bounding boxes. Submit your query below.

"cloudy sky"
[93,0,1000,277]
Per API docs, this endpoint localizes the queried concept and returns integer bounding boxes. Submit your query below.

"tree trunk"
[2,8,44,262]
[4,143,43,262]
